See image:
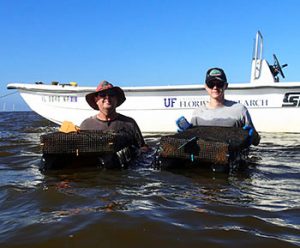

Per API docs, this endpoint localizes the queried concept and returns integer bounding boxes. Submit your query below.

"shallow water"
[0,112,299,247]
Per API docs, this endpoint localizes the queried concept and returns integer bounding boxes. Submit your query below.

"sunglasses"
[97,91,117,98]
[206,81,226,89]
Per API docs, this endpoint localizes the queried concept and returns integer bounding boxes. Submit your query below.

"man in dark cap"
[80,80,147,148]
[191,68,260,145]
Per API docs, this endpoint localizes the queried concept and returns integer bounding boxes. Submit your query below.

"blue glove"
[243,125,254,145]
[176,116,192,132]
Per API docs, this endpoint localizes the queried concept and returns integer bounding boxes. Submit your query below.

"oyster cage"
[40,130,133,155]
[159,126,250,165]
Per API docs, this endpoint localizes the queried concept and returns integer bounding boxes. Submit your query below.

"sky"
[1,0,300,111]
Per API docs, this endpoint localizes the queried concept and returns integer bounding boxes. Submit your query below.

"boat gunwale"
[7,82,300,94]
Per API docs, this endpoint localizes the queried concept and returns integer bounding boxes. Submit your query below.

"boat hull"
[12,83,300,133]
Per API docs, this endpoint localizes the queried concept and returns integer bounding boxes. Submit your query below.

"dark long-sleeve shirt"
[80,113,145,147]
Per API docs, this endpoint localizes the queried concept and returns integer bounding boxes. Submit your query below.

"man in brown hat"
[80,80,147,149]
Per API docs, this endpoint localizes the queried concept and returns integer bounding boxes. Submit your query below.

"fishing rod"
[0,91,18,98]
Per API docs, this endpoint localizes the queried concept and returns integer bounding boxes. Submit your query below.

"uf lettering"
[164,98,177,108]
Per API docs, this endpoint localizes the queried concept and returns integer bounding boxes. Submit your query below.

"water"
[0,111,299,248]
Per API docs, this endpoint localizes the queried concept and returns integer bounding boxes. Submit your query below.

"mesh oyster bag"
[40,130,133,155]
[159,126,249,165]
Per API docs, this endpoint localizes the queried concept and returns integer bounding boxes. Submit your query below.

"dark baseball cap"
[205,68,227,84]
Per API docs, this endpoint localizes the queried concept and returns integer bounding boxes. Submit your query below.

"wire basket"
[159,126,249,165]
[40,130,133,155]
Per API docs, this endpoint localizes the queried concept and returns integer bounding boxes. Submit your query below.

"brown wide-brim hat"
[85,80,126,110]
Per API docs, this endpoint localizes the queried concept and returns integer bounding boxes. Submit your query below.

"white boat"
[7,32,300,133]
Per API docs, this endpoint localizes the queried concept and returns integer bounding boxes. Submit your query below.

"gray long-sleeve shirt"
[191,100,260,145]
[191,100,255,128]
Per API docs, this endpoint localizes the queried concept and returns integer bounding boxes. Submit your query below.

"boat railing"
[252,31,263,81]
[250,31,276,84]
